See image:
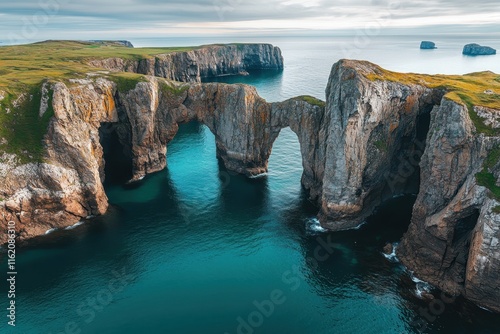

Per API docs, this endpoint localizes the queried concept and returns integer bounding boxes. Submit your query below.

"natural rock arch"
[105,80,327,200]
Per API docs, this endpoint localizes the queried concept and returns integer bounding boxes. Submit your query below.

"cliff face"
[1,54,499,313]
[398,99,500,311]
[87,44,284,82]
[0,76,323,244]
[320,60,500,312]
[319,60,443,229]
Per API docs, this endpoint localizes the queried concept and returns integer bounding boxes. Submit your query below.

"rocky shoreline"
[0,43,499,313]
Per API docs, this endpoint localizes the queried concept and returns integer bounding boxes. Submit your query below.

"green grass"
[374,140,388,152]
[0,40,199,95]
[110,73,149,93]
[293,95,326,108]
[0,40,215,162]
[493,206,500,214]
[476,147,500,201]
[361,61,500,133]
[160,81,190,97]
[458,93,500,136]
[0,82,55,162]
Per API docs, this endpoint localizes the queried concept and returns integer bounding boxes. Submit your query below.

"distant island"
[420,41,437,49]
[463,43,497,56]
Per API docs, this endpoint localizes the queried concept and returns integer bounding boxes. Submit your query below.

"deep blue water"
[1,36,500,334]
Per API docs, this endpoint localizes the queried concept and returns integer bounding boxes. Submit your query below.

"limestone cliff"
[86,44,284,82]
[398,99,500,312]
[0,76,322,244]
[1,52,499,313]
[319,60,500,312]
[319,60,443,229]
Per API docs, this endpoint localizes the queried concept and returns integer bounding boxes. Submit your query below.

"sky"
[1,0,499,44]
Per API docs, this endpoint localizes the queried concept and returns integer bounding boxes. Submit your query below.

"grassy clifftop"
[0,40,197,91]
[365,65,500,110]
[0,41,201,161]
[360,61,500,136]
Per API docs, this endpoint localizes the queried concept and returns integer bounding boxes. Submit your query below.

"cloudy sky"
[1,0,499,43]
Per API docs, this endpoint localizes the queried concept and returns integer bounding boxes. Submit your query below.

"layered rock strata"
[87,44,284,82]
[1,57,499,313]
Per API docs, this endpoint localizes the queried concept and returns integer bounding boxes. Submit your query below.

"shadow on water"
[297,196,416,295]
[217,159,269,218]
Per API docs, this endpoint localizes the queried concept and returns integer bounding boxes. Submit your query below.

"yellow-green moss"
[110,73,149,93]
[160,81,190,97]
[293,95,326,108]
[364,64,500,135]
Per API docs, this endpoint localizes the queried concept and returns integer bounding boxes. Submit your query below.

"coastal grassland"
[0,40,197,93]
[159,81,190,97]
[0,82,55,162]
[476,147,500,201]
[109,72,150,93]
[0,40,199,162]
[293,95,326,108]
[364,63,500,135]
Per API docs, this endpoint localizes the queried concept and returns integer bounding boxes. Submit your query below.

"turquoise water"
[2,36,500,333]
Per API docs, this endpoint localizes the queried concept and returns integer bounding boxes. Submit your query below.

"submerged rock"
[463,43,496,56]
[383,243,393,255]
[420,41,437,49]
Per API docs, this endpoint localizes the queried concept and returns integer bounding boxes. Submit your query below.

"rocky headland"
[0,41,499,313]
[86,43,284,82]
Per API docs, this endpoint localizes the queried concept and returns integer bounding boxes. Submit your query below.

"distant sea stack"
[463,43,496,56]
[420,41,437,49]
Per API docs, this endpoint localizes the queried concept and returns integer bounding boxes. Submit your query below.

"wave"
[382,242,399,263]
[249,173,268,179]
[65,221,85,230]
[409,272,434,298]
[306,218,328,234]
[353,221,368,230]
[45,228,57,235]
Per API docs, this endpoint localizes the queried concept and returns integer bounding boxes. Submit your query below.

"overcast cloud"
[0,0,499,43]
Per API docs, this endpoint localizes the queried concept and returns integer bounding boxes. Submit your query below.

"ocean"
[1,35,500,334]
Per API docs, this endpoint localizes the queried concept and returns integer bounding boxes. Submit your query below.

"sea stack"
[463,43,496,56]
[420,41,437,49]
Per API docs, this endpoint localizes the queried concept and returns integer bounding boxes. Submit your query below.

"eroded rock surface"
[1,57,499,313]
[87,44,284,82]
[0,77,323,244]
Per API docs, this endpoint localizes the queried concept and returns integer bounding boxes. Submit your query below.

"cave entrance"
[99,123,133,185]
[410,105,434,193]
[447,209,481,283]
[379,103,434,199]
